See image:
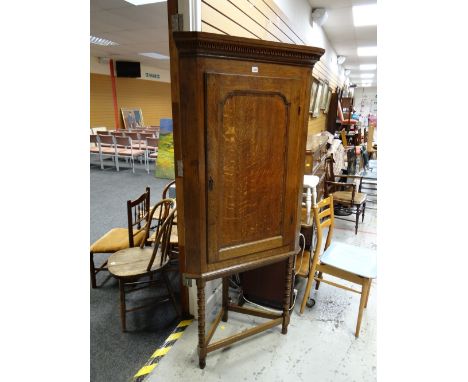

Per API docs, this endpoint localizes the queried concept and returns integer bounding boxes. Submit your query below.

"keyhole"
[208,177,214,191]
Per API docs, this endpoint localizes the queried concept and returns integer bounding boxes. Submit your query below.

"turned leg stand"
[222,277,229,322]
[282,255,293,334]
[196,278,207,369]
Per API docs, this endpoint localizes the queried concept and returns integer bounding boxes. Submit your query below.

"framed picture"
[324,89,332,114]
[321,82,329,109]
[309,81,318,114]
[121,108,144,129]
[313,81,323,117]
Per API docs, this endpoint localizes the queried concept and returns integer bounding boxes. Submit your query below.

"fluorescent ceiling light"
[352,4,377,27]
[90,36,119,46]
[124,0,166,5]
[139,52,170,60]
[344,69,351,76]
[360,64,377,70]
[357,46,377,56]
[360,73,374,78]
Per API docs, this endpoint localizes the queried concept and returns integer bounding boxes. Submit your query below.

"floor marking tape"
[133,319,193,382]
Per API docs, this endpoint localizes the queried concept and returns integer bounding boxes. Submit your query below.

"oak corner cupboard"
[171,31,324,369]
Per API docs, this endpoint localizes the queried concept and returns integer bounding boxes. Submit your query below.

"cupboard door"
[206,72,302,264]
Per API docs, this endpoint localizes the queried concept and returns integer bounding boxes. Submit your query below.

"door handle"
[208,176,214,191]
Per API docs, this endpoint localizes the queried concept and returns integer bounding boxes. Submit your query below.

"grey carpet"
[90,159,180,382]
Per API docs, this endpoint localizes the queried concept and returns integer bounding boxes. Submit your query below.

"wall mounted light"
[311,8,328,26]
[337,56,346,65]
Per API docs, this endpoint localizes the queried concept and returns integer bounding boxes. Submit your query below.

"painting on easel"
[155,118,175,179]
[121,108,144,129]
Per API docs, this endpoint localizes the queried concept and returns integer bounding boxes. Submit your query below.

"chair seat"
[321,242,376,278]
[295,250,311,277]
[90,227,146,253]
[149,152,158,159]
[117,149,145,156]
[108,247,168,277]
[333,191,367,205]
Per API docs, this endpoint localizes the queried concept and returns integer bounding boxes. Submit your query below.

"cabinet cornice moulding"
[173,31,325,67]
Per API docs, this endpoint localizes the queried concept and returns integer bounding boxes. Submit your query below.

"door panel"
[206,72,299,264]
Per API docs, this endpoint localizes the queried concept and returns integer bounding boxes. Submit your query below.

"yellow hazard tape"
[133,319,193,381]
[134,364,156,378]
[151,346,171,358]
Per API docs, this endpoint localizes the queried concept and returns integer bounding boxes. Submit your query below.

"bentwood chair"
[324,155,367,234]
[90,187,150,288]
[299,195,376,337]
[108,199,180,332]
[148,180,178,251]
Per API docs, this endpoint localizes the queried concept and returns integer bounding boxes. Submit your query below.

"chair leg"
[365,279,372,308]
[355,205,360,235]
[315,271,322,290]
[163,271,180,317]
[362,202,366,223]
[90,251,97,289]
[119,279,127,332]
[300,266,317,314]
[355,279,370,338]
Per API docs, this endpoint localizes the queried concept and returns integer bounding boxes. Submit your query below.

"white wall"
[353,86,377,116]
[90,55,171,83]
[273,0,346,84]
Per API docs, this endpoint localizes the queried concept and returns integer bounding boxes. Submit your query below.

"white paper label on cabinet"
[252,66,258,73]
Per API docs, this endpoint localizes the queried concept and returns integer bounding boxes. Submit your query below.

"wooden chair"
[337,99,358,129]
[367,125,377,159]
[148,180,178,246]
[90,187,151,288]
[324,155,367,234]
[299,195,376,337]
[108,199,180,332]
[114,136,146,173]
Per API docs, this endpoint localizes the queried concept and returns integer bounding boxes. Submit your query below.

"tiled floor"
[144,207,377,382]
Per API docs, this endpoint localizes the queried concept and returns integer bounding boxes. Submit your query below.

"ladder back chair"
[324,155,367,234]
[108,199,180,332]
[299,195,376,337]
[90,187,151,288]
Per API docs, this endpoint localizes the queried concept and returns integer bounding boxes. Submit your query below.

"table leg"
[196,278,207,369]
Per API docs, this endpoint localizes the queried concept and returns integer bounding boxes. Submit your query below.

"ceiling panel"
[309,0,377,85]
[91,0,170,73]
